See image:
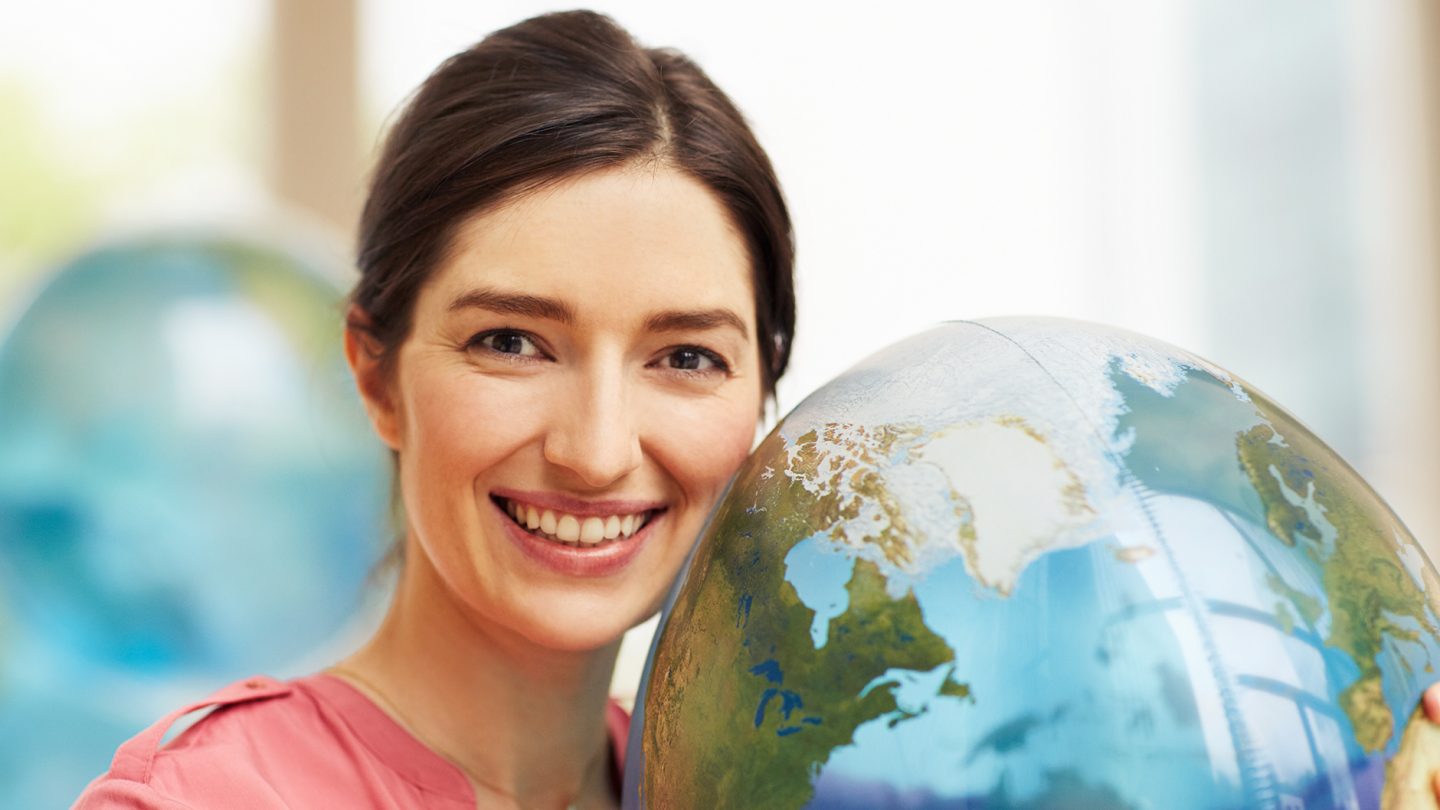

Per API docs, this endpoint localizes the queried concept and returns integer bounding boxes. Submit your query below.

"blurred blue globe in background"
[0,234,388,805]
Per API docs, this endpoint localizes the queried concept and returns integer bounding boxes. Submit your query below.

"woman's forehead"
[423,166,756,326]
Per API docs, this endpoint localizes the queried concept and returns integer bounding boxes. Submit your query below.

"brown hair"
[351,9,795,394]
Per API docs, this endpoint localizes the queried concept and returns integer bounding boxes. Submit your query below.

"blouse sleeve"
[70,677,295,810]
[72,778,201,810]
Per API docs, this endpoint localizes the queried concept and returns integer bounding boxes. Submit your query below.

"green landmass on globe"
[644,427,969,808]
[1237,410,1436,754]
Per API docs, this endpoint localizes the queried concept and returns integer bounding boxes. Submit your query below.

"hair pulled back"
[352,10,795,394]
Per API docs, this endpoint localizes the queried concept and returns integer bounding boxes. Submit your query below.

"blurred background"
[2,0,1438,804]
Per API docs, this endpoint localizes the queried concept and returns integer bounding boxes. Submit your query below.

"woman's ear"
[344,306,403,450]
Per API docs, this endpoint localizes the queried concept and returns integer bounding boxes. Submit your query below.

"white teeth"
[503,498,653,546]
[580,517,604,545]
[556,515,581,543]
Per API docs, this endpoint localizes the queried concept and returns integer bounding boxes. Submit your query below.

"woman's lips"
[491,494,661,577]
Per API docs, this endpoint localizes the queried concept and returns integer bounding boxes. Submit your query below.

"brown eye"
[663,346,728,373]
[670,349,704,370]
[470,330,543,358]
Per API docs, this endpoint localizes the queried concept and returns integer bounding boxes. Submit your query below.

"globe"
[0,235,388,806]
[625,318,1440,809]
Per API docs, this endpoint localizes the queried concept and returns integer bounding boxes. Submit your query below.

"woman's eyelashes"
[655,345,731,377]
[466,329,549,362]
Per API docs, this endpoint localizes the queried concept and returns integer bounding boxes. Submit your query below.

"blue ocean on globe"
[626,318,1440,809]
[0,235,388,806]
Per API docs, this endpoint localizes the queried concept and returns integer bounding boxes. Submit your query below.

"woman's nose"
[541,368,643,488]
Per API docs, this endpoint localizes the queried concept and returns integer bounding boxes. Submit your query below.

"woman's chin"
[509,594,649,654]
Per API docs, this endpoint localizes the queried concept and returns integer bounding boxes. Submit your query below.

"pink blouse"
[73,674,630,809]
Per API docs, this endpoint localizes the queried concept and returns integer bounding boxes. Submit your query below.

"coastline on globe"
[624,317,1440,810]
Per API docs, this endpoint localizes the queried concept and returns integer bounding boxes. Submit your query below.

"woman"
[74,10,1440,809]
[76,10,789,809]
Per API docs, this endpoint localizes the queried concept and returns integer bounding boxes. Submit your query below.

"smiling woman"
[361,166,765,654]
[74,10,791,810]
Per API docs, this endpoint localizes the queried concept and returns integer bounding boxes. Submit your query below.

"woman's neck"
[333,544,621,809]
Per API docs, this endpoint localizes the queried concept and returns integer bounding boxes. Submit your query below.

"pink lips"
[490,487,665,516]
[491,491,662,578]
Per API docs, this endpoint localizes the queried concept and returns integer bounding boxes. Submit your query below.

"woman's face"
[361,165,763,651]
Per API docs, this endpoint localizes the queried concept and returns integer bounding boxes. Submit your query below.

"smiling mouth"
[492,496,661,548]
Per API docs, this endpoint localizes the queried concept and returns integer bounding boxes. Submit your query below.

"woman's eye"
[470,330,543,358]
[664,347,728,373]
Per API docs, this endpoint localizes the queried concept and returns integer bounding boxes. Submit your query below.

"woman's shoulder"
[72,675,330,809]
[72,673,475,810]
[74,674,633,809]
[72,674,300,807]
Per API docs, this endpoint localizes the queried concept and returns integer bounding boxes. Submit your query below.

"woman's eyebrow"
[644,309,749,338]
[447,287,574,324]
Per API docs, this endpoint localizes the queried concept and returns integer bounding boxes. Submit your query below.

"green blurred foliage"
[0,47,264,310]
[0,81,105,298]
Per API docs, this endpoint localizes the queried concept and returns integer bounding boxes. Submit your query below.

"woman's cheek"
[398,369,548,551]
[651,391,761,506]
[711,408,760,482]
[413,371,545,464]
